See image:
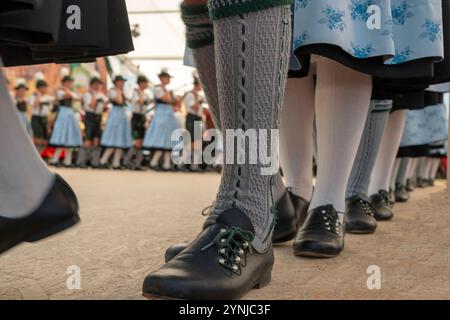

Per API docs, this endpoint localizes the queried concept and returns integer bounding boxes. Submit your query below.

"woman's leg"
[51,148,64,165]
[368,110,408,196]
[150,150,163,168]
[112,148,124,168]
[100,148,115,166]
[294,58,372,257]
[0,72,54,219]
[162,151,172,170]
[309,58,372,213]
[279,76,315,202]
[63,148,73,167]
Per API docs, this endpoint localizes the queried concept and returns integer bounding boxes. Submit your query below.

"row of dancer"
[12,71,219,172]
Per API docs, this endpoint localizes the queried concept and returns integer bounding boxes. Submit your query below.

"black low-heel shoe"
[272,190,307,244]
[388,189,396,208]
[0,175,80,255]
[405,179,415,192]
[293,205,345,258]
[345,197,377,234]
[370,190,393,221]
[143,208,274,300]
[394,183,410,203]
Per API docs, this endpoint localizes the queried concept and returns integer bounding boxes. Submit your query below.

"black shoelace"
[359,199,375,217]
[320,207,342,236]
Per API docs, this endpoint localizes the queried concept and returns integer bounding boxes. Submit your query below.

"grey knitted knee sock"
[211,6,291,252]
[181,4,220,128]
[346,100,392,199]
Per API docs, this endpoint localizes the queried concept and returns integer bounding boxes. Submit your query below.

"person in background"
[100,75,133,169]
[49,76,82,167]
[77,77,108,168]
[124,75,152,170]
[183,77,204,171]
[143,69,180,171]
[13,79,32,136]
[29,79,54,154]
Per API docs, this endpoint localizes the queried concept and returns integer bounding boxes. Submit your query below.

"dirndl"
[400,103,449,147]
[291,0,444,78]
[143,103,181,151]
[18,111,32,136]
[100,106,133,149]
[49,106,82,147]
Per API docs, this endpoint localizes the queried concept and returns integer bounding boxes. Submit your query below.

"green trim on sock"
[208,0,293,20]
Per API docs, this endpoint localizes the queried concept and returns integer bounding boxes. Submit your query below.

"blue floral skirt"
[49,106,82,147]
[143,103,181,151]
[291,0,444,78]
[101,106,133,149]
[400,103,448,147]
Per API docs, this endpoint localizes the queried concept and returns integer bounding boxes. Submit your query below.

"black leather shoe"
[143,208,274,300]
[405,179,414,192]
[416,178,429,188]
[388,189,396,208]
[0,175,80,255]
[272,190,308,244]
[345,197,377,234]
[429,178,435,187]
[394,183,410,203]
[163,188,310,263]
[164,242,189,263]
[370,190,393,221]
[288,191,309,229]
[293,205,345,258]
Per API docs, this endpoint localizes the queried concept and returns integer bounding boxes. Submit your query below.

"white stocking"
[279,76,315,201]
[309,58,372,213]
[368,110,407,195]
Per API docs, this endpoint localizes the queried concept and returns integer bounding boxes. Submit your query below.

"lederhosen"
[85,96,105,140]
[31,99,50,140]
[185,93,203,142]
[131,94,150,140]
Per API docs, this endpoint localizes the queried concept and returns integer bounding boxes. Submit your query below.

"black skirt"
[0,0,133,66]
[397,145,430,158]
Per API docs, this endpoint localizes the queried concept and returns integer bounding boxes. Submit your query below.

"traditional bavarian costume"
[143,85,180,151]
[83,89,108,141]
[30,92,54,141]
[49,88,82,148]
[100,87,132,149]
[131,87,152,140]
[184,89,204,142]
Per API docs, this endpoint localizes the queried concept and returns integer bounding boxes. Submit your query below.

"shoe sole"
[272,228,297,244]
[0,214,80,255]
[142,269,272,300]
[293,249,340,259]
[346,229,376,235]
